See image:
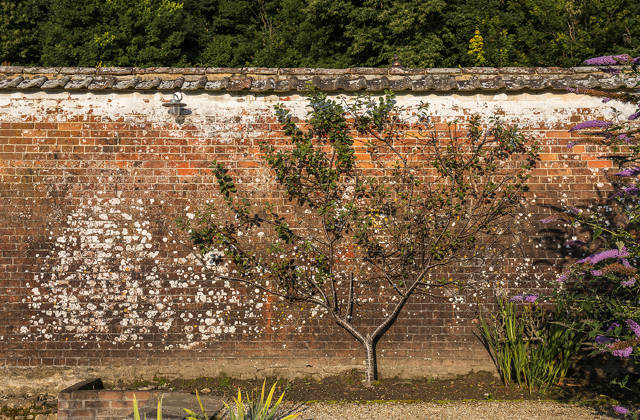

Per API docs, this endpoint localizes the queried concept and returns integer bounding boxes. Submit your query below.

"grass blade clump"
[225,380,300,420]
[479,297,581,392]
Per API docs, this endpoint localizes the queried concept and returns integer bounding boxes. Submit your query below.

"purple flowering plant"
[508,293,539,303]
[582,54,632,66]
[613,405,631,415]
[568,119,614,131]
[551,55,640,396]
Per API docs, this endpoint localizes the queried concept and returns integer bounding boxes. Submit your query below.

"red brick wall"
[57,379,156,420]
[0,88,623,380]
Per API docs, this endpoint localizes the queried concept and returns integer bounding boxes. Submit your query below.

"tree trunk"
[363,338,378,385]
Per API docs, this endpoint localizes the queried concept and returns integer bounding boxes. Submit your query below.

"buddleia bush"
[543,54,640,413]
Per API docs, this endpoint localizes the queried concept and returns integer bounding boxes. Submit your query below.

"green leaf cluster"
[2,0,640,67]
[224,381,300,420]
[479,298,581,393]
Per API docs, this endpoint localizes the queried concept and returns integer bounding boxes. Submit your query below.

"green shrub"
[479,297,581,392]
[225,380,299,420]
[131,382,299,420]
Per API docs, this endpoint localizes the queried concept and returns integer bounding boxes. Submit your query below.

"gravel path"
[295,401,616,419]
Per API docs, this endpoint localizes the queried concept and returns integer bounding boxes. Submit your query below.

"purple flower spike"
[570,207,583,215]
[614,167,640,177]
[626,319,640,338]
[634,57,640,64]
[581,247,630,265]
[524,294,538,303]
[611,345,633,358]
[540,216,555,224]
[621,259,632,268]
[607,322,621,332]
[557,273,568,283]
[596,335,614,344]
[622,277,636,287]
[591,270,603,277]
[602,97,612,103]
[613,405,630,415]
[509,294,524,302]
[623,185,640,195]
[582,54,632,66]
[629,111,640,121]
[567,141,576,149]
[569,120,613,131]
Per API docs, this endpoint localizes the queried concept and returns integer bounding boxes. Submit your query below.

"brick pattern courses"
[0,76,624,377]
[58,384,156,420]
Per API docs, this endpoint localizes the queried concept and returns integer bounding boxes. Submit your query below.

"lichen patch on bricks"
[0,66,630,379]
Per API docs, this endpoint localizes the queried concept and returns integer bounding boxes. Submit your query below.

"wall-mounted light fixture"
[162,93,187,122]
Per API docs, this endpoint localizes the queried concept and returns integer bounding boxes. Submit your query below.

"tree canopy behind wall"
[2,0,639,67]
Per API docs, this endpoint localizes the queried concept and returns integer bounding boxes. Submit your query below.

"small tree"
[181,89,538,384]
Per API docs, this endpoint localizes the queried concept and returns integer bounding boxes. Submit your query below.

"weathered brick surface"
[0,85,630,382]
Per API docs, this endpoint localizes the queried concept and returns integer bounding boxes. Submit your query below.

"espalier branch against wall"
[180,89,539,384]
[0,66,636,385]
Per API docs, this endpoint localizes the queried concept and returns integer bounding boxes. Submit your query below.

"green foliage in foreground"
[224,381,300,420]
[2,0,640,68]
[133,394,163,420]
[132,382,299,420]
[479,298,582,393]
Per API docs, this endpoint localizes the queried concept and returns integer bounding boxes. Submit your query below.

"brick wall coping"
[59,378,105,394]
[0,66,636,93]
